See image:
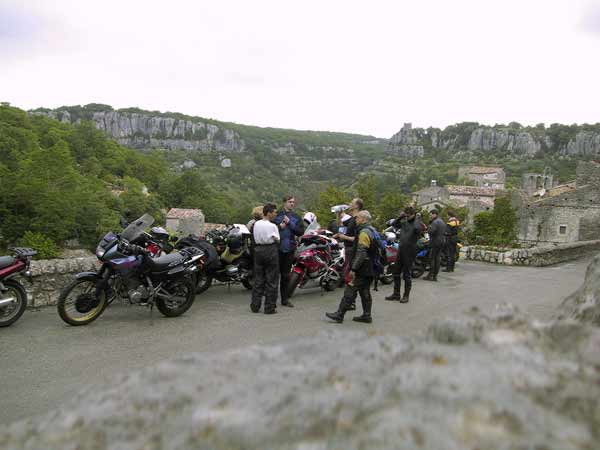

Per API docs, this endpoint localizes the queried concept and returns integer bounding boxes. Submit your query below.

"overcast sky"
[1,0,599,137]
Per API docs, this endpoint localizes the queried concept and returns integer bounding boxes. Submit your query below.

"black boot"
[353,292,372,323]
[385,277,401,301]
[400,285,410,303]
[326,308,346,323]
[423,273,433,281]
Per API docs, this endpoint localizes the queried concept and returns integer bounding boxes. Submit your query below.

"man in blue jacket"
[274,195,304,307]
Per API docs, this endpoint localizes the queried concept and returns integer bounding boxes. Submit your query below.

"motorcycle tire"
[287,272,302,298]
[156,277,195,318]
[0,279,28,327]
[411,264,425,279]
[242,276,253,290]
[194,272,212,294]
[380,265,394,285]
[57,276,108,326]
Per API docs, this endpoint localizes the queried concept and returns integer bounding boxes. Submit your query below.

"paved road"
[0,258,588,425]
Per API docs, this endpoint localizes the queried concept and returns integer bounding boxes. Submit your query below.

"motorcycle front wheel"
[287,271,302,298]
[0,279,28,327]
[155,277,195,317]
[57,276,108,326]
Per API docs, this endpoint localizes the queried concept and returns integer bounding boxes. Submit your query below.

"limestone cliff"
[391,122,600,157]
[36,108,245,153]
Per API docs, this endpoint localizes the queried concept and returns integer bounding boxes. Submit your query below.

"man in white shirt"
[251,203,281,314]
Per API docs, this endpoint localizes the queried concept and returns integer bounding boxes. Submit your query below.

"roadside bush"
[19,231,60,259]
[472,197,517,246]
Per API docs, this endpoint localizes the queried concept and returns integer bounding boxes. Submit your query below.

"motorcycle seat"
[0,256,16,269]
[147,252,186,272]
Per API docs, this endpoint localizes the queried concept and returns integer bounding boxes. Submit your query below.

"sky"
[1,0,599,138]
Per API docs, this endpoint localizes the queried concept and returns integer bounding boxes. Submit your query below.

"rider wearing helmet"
[303,212,317,228]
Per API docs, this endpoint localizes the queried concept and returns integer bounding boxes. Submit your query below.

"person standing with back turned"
[274,195,304,308]
[251,203,280,314]
[424,209,445,282]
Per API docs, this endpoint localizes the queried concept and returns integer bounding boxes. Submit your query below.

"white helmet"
[303,212,317,226]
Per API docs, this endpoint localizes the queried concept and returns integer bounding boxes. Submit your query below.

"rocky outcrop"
[38,109,245,153]
[556,252,600,325]
[2,305,599,450]
[391,124,600,158]
[468,128,540,155]
[564,131,600,156]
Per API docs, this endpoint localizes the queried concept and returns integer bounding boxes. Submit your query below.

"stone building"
[522,168,556,196]
[412,180,449,211]
[166,208,205,236]
[458,166,506,189]
[517,161,600,243]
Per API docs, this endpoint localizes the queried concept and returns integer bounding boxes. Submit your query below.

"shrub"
[19,232,60,259]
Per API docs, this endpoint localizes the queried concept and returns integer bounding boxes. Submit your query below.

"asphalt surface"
[0,258,589,425]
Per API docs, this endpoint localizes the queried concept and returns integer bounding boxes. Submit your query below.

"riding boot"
[385,277,401,301]
[326,293,352,323]
[353,296,372,323]
[400,285,410,303]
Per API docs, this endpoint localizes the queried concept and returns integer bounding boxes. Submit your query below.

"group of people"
[247,195,461,322]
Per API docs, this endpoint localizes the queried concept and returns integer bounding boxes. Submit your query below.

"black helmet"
[227,228,243,253]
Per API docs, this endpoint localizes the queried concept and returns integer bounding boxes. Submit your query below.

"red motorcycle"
[0,247,36,327]
[287,224,342,298]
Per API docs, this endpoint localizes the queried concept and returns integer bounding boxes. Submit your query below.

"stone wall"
[24,257,99,307]
[461,240,600,266]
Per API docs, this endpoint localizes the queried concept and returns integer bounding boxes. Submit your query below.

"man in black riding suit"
[385,206,424,303]
[326,210,377,324]
[424,209,446,282]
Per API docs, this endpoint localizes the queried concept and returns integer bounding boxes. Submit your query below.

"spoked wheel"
[0,280,28,327]
[57,277,107,326]
[155,277,195,317]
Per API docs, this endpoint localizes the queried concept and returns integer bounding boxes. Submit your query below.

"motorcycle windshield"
[121,214,155,242]
[304,221,321,235]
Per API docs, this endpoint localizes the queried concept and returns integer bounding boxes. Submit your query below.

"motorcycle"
[287,221,342,297]
[379,231,398,285]
[0,247,36,327]
[57,214,205,326]
[184,224,254,294]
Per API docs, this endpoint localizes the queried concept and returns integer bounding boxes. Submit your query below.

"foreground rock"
[1,305,599,450]
[556,252,600,325]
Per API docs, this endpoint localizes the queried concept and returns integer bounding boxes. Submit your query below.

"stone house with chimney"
[458,166,506,189]
[517,161,600,243]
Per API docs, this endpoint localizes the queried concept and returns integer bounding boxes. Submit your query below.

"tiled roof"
[447,185,497,196]
[166,208,204,219]
[467,166,504,175]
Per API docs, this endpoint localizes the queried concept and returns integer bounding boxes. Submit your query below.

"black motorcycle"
[178,225,254,294]
[57,214,204,326]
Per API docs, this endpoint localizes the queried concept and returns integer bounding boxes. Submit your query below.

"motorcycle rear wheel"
[411,264,425,279]
[193,272,212,294]
[57,277,107,326]
[380,265,394,285]
[0,280,27,327]
[155,277,195,317]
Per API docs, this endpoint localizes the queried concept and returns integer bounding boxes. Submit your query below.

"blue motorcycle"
[57,214,204,326]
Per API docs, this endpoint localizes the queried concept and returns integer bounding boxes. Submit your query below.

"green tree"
[373,192,408,229]
[473,197,517,246]
[309,184,349,227]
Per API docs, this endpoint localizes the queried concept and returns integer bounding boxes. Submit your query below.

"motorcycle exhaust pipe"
[0,297,17,306]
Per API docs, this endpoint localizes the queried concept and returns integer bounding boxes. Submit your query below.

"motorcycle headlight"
[96,248,105,258]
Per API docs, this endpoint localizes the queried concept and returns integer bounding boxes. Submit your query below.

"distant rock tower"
[522,167,554,196]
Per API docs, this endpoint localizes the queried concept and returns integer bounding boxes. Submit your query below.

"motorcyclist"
[442,211,461,272]
[424,209,446,281]
[384,206,424,302]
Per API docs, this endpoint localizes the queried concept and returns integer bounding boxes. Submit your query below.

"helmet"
[227,228,244,253]
[303,212,317,226]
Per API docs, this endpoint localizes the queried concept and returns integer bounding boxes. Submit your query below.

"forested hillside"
[0,102,588,253]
